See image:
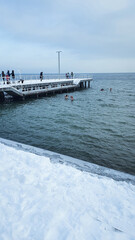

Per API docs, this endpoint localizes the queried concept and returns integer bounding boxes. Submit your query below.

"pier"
[0,75,92,101]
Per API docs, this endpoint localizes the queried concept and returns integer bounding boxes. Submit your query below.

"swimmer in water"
[65,94,68,99]
[70,96,74,101]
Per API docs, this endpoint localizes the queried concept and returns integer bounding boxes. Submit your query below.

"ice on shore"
[0,141,135,240]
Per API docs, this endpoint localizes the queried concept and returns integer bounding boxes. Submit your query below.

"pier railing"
[0,73,92,85]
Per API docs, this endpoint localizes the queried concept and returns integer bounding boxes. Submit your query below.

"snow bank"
[0,141,135,240]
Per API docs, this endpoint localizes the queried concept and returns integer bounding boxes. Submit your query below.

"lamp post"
[56,51,62,79]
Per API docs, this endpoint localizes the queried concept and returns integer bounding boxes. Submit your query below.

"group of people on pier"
[0,71,75,84]
[0,70,15,84]
[66,72,74,79]
[40,72,74,80]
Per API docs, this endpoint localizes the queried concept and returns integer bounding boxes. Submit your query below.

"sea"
[0,73,135,175]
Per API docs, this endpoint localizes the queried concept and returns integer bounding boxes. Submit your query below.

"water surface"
[0,73,135,175]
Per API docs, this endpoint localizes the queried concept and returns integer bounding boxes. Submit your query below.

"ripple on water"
[0,73,135,175]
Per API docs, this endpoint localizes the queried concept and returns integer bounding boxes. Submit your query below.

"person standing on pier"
[11,70,15,80]
[6,70,10,84]
[2,71,5,84]
[66,73,70,79]
[7,70,10,77]
[7,70,10,81]
[71,72,73,78]
[40,72,43,81]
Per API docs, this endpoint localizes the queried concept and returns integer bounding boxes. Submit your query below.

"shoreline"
[0,137,135,239]
[0,137,135,185]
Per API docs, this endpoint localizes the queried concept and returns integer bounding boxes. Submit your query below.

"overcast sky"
[0,0,135,73]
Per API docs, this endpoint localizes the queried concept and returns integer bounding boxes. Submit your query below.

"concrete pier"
[0,77,92,102]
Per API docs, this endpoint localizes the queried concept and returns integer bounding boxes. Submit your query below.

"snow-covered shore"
[0,138,135,240]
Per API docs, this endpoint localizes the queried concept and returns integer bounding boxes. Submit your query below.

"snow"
[0,78,92,89]
[0,78,75,88]
[0,140,135,240]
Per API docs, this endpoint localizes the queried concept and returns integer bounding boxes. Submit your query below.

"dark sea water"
[0,73,135,175]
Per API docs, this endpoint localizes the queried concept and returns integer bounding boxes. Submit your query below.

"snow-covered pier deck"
[0,77,92,101]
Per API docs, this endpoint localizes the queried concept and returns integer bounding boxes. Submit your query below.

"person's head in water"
[71,96,74,101]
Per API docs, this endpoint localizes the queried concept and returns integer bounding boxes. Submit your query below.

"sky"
[0,0,135,73]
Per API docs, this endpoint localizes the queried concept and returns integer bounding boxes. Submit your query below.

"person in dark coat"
[71,72,73,78]
[40,72,43,81]
[2,71,5,83]
[11,70,15,79]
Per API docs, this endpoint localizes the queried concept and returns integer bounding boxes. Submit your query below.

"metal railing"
[0,73,92,85]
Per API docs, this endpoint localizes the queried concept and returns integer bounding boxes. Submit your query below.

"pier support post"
[85,81,86,88]
[80,82,83,88]
[88,81,90,88]
[0,92,5,102]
